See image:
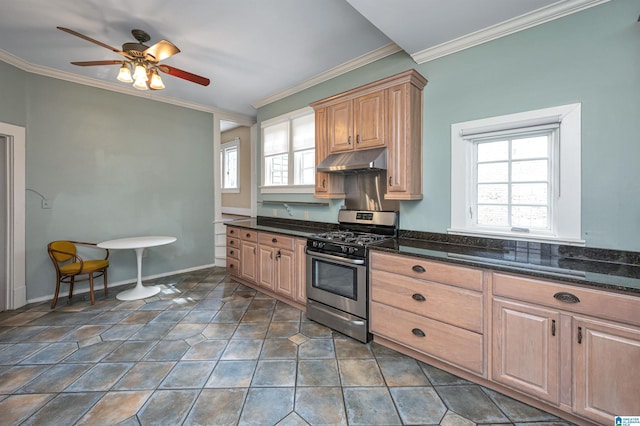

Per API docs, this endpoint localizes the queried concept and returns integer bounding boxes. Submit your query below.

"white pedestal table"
[98,236,177,301]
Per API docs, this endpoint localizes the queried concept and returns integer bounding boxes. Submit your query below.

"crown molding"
[411,0,610,64]
[0,48,254,124]
[252,42,402,109]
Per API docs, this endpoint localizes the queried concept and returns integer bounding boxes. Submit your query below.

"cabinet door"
[258,246,275,291]
[294,239,307,304]
[492,298,560,404]
[327,99,353,153]
[354,91,385,149]
[275,248,295,299]
[385,83,422,200]
[573,317,640,424]
[240,241,257,283]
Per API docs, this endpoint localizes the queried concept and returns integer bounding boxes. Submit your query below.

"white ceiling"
[0,0,600,119]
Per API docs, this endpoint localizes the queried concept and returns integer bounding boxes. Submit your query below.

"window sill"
[447,228,586,247]
[260,185,315,194]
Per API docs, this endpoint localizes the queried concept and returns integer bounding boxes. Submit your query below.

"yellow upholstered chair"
[48,240,110,308]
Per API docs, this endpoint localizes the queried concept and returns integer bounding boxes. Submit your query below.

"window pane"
[292,114,315,151]
[477,140,508,162]
[477,205,508,226]
[478,162,508,183]
[512,135,548,159]
[294,149,315,185]
[478,184,508,203]
[512,206,548,228]
[512,183,547,205]
[226,148,237,188]
[512,159,548,182]
[265,154,288,186]
[263,122,289,155]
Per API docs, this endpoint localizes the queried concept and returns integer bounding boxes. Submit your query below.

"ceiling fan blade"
[158,65,210,86]
[70,60,124,66]
[57,26,130,59]
[144,40,180,62]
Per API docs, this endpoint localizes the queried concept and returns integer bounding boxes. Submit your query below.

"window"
[221,138,239,192]
[451,103,583,245]
[261,107,315,193]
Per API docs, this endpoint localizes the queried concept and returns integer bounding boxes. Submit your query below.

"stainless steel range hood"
[316,147,387,173]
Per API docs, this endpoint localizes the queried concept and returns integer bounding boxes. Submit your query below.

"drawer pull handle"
[554,292,580,304]
[412,293,426,302]
[412,265,426,273]
[411,328,426,337]
[272,238,278,243]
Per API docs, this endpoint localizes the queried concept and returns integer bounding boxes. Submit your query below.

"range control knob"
[349,247,357,255]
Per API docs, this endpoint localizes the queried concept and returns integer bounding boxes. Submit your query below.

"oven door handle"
[305,247,365,265]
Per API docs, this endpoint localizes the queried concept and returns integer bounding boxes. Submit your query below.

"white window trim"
[450,103,584,246]
[260,106,314,194]
[221,137,240,193]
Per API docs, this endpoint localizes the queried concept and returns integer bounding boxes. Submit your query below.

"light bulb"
[133,64,148,82]
[149,71,165,90]
[116,64,133,82]
[133,75,148,90]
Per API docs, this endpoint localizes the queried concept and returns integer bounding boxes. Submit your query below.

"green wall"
[256,0,640,251]
[1,67,215,301]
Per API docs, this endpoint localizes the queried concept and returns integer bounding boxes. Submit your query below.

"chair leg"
[103,269,108,297]
[89,273,95,305]
[51,276,61,309]
[68,277,75,302]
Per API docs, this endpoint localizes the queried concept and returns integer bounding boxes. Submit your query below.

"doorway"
[1,122,26,311]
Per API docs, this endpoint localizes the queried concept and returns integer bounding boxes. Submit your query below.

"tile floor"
[0,267,575,425]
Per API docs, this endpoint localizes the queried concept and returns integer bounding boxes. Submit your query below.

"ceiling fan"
[57,26,210,90]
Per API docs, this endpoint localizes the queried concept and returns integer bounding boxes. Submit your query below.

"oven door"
[305,249,367,318]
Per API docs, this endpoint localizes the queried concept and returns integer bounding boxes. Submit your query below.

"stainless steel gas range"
[305,210,398,343]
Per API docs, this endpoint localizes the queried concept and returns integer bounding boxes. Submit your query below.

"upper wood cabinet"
[311,69,427,200]
[327,91,385,153]
[314,107,344,198]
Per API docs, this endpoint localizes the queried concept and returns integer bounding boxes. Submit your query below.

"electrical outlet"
[273,209,278,217]
[41,199,51,209]
[304,210,309,220]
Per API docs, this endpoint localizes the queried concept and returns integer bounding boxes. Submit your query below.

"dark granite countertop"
[225,217,640,295]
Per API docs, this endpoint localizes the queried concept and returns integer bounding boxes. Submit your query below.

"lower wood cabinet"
[573,316,640,424]
[226,226,307,310]
[492,298,560,404]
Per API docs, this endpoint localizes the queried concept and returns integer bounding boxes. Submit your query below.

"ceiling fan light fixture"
[133,63,148,82]
[117,63,133,83]
[149,71,165,90]
[133,75,149,90]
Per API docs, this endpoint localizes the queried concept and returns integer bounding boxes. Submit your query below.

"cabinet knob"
[229,240,235,245]
[246,233,251,238]
[577,326,583,344]
[272,238,278,243]
[412,265,426,273]
[412,293,426,302]
[229,264,234,269]
[229,250,234,255]
[230,229,234,234]
[553,292,580,304]
[276,249,281,260]
[411,328,426,337]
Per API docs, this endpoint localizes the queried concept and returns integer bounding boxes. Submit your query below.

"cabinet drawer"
[240,230,258,242]
[227,237,240,249]
[227,246,240,260]
[371,301,484,375]
[371,269,483,333]
[492,272,640,327]
[258,232,295,250]
[226,226,240,238]
[371,251,483,291]
[227,258,240,276]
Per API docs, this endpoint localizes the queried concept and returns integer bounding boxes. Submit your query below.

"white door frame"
[1,122,26,310]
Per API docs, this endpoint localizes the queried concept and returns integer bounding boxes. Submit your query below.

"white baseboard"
[26,263,220,305]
